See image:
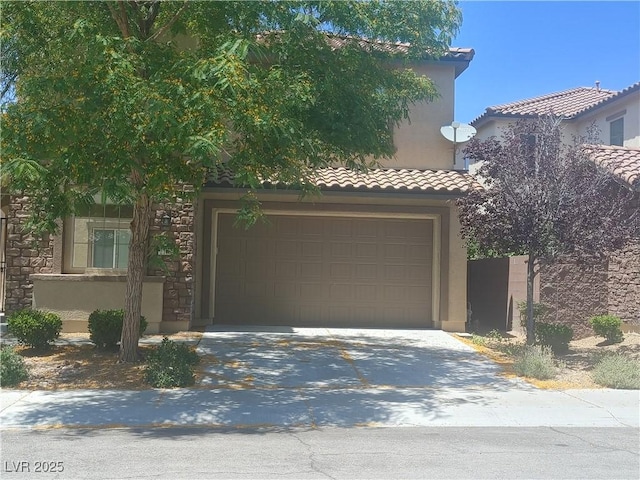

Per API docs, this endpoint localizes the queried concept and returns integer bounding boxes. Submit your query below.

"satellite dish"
[440,122,477,143]
[441,121,476,170]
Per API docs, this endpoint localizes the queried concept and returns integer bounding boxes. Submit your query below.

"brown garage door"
[214,213,433,327]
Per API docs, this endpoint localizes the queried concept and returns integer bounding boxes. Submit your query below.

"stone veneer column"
[4,196,55,314]
[149,193,196,330]
[607,239,640,328]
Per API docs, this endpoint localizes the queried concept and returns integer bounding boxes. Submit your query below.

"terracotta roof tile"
[584,144,640,191]
[210,166,479,195]
[472,83,640,126]
[256,32,474,69]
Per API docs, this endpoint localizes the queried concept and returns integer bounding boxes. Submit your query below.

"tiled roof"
[256,32,474,77]
[323,34,475,60]
[209,166,479,195]
[471,82,640,126]
[583,144,640,191]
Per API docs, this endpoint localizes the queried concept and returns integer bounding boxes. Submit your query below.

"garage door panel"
[277,217,299,235]
[331,220,353,236]
[355,264,377,280]
[330,242,353,257]
[214,213,433,328]
[355,243,377,257]
[299,262,322,278]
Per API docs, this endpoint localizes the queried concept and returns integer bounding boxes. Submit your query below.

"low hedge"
[7,309,62,350]
[88,309,148,349]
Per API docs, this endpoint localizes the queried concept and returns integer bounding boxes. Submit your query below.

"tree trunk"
[119,193,151,363]
[526,253,536,345]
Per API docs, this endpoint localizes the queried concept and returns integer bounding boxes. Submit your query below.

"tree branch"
[106,1,131,38]
[147,0,189,42]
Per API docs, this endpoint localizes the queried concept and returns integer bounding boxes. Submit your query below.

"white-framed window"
[90,227,131,269]
[64,204,133,273]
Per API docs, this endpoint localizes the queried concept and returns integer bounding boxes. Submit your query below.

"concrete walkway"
[1,328,638,430]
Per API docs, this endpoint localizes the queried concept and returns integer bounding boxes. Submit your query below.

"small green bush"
[513,345,557,380]
[535,322,573,354]
[144,337,200,388]
[470,333,487,347]
[88,309,148,349]
[7,309,62,349]
[590,315,624,343]
[592,354,640,389]
[0,346,29,386]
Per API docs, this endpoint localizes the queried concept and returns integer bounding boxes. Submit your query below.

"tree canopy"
[1,0,462,361]
[458,117,639,342]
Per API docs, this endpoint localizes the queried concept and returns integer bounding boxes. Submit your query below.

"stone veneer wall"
[149,194,196,329]
[607,239,640,328]
[539,261,609,339]
[4,196,55,314]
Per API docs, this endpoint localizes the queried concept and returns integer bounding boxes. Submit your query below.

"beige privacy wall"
[31,275,165,334]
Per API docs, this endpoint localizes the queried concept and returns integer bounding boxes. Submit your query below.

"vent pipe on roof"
[595,80,601,92]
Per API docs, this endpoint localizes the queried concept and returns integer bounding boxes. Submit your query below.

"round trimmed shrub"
[590,315,624,343]
[535,322,573,354]
[144,337,200,388]
[0,346,29,386]
[7,309,62,349]
[88,309,148,349]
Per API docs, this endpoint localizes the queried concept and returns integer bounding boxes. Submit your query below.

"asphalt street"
[1,426,638,479]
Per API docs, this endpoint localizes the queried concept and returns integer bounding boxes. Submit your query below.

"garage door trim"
[209,209,441,327]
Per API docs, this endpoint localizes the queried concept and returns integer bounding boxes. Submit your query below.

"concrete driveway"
[197,326,516,391]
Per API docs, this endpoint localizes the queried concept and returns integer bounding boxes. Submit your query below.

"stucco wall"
[390,64,456,170]
[442,204,467,332]
[575,91,640,147]
[31,275,165,333]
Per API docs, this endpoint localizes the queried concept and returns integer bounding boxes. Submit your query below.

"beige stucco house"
[2,44,477,335]
[468,82,640,336]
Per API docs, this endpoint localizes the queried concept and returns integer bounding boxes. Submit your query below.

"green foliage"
[535,322,573,354]
[148,233,180,273]
[470,334,487,347]
[513,345,557,380]
[517,301,549,329]
[589,315,624,343]
[592,354,640,389]
[0,346,29,386]
[88,310,148,349]
[144,338,200,388]
[7,309,62,349]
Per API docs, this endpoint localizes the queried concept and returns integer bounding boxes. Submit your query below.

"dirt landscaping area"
[457,331,640,389]
[1,332,203,390]
[2,330,639,390]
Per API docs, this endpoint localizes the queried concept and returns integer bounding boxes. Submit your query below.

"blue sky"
[452,1,640,123]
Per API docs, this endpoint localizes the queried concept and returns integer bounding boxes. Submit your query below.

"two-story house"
[2,42,476,335]
[469,82,640,336]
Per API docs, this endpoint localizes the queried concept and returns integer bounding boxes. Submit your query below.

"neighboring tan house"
[3,43,476,334]
[468,82,640,337]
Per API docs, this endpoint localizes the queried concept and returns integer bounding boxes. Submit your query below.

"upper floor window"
[610,117,624,146]
[64,204,133,273]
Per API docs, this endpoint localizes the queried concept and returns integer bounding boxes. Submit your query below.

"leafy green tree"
[458,117,639,344]
[1,1,461,362]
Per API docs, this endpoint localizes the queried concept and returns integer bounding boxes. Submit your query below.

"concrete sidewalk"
[1,328,638,430]
[1,386,638,430]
